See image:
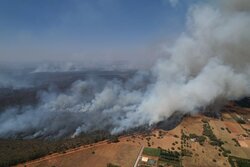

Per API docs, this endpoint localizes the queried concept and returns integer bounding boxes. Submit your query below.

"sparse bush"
[107,163,120,167]
[232,138,240,147]
[226,128,231,134]
[173,135,179,138]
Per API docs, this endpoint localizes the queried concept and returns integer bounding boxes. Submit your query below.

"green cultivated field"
[143,147,161,157]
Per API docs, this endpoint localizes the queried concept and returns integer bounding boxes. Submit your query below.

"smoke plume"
[0,0,249,138]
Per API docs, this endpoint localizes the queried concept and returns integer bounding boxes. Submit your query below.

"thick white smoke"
[0,75,148,138]
[112,0,250,132]
[0,0,249,138]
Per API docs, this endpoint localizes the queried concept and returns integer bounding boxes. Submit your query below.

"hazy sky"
[0,0,200,67]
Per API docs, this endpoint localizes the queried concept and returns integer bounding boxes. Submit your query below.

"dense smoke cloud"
[114,0,250,131]
[0,73,149,138]
[0,0,249,138]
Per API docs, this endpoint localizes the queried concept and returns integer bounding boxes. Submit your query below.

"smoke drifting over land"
[0,0,249,138]
[127,0,250,129]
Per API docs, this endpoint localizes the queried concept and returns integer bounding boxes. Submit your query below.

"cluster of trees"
[181,130,188,144]
[201,122,234,158]
[234,117,246,124]
[181,130,206,146]
[180,131,192,156]
[232,138,240,147]
[0,131,110,167]
[157,148,182,167]
[220,147,231,157]
[159,149,180,162]
[229,156,250,167]
[202,123,224,147]
[189,133,206,145]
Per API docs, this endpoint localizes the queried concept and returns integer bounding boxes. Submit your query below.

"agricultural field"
[18,141,141,167]
[138,147,181,167]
